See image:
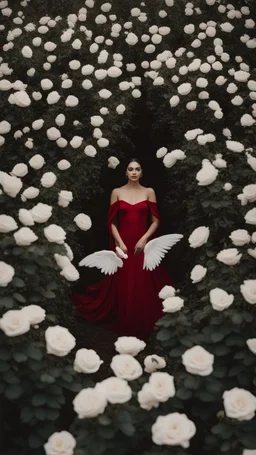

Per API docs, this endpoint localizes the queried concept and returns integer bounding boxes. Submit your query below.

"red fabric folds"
[72,200,173,336]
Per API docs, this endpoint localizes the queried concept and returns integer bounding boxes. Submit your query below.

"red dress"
[72,199,173,336]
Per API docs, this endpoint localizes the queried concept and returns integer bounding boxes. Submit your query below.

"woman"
[72,158,173,337]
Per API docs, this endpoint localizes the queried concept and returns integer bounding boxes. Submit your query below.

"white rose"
[0,261,15,287]
[182,345,214,376]
[0,215,18,233]
[90,115,104,127]
[54,254,71,269]
[243,450,256,455]
[110,354,143,381]
[138,383,160,410]
[45,326,76,356]
[190,265,207,283]
[158,285,176,299]
[196,162,218,186]
[223,388,256,421]
[57,159,71,170]
[149,372,175,402]
[47,127,61,141]
[64,243,74,261]
[22,187,40,200]
[224,183,232,191]
[44,431,76,455]
[229,229,250,246]
[99,377,132,404]
[74,348,103,373]
[252,232,256,244]
[60,264,79,281]
[189,226,210,248]
[11,163,28,177]
[245,208,256,225]
[73,385,107,418]
[14,227,38,246]
[114,336,146,356]
[162,296,184,313]
[209,288,234,311]
[58,190,73,208]
[152,413,196,448]
[163,152,177,168]
[31,203,52,223]
[0,310,30,336]
[41,172,57,188]
[18,209,34,226]
[74,213,92,231]
[144,355,166,373]
[1,173,23,198]
[246,339,256,355]
[243,184,256,203]
[21,305,46,325]
[44,224,66,244]
[217,248,242,265]
[29,154,45,169]
[240,280,256,304]
[248,248,256,259]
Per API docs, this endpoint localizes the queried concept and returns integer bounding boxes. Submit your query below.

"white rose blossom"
[14,227,38,246]
[189,226,210,248]
[73,385,107,418]
[0,261,15,287]
[60,264,79,282]
[21,305,46,325]
[22,187,40,200]
[196,161,218,186]
[209,288,234,311]
[246,339,256,355]
[158,285,176,299]
[190,265,207,283]
[152,413,196,448]
[217,248,242,266]
[31,203,52,224]
[240,280,256,304]
[0,173,22,198]
[45,326,76,357]
[148,372,175,402]
[114,336,146,356]
[162,296,184,313]
[182,346,214,376]
[41,172,57,188]
[44,431,76,455]
[74,213,92,231]
[58,190,73,208]
[223,388,256,421]
[18,209,34,226]
[0,310,30,336]
[74,348,103,373]
[0,215,18,233]
[110,354,142,381]
[138,382,160,410]
[99,377,132,404]
[144,355,166,373]
[44,224,66,244]
[229,229,250,246]
[245,208,256,225]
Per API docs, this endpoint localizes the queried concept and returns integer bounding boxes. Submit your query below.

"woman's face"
[126,161,142,182]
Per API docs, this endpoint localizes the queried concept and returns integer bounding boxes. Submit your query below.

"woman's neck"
[126,181,142,189]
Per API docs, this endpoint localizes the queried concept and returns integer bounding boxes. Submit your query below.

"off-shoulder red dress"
[72,199,173,336]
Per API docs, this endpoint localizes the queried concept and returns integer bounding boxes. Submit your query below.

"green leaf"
[184,375,200,390]
[119,423,136,436]
[169,346,185,357]
[156,329,171,341]
[176,387,192,400]
[0,347,11,360]
[20,407,34,423]
[12,277,26,288]
[98,427,116,439]
[28,434,42,449]
[41,373,55,384]
[98,415,112,426]
[43,291,56,299]
[13,293,26,303]
[0,297,14,309]
[13,351,28,362]
[26,346,43,361]
[211,332,225,343]
[32,394,46,407]
[5,384,23,400]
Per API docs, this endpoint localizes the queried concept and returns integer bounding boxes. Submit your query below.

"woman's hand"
[117,241,128,256]
[134,237,147,255]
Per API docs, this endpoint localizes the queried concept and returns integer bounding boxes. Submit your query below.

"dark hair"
[126,157,143,169]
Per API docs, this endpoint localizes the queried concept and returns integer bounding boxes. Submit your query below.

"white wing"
[116,246,128,259]
[143,234,183,271]
[79,250,123,275]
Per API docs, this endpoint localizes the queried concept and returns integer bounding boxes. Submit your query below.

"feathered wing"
[79,250,123,275]
[143,234,183,271]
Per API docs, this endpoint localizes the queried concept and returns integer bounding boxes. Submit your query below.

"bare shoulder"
[110,187,120,204]
[147,187,157,202]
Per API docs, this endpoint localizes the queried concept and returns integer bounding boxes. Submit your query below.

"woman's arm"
[142,188,160,241]
[110,189,127,251]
